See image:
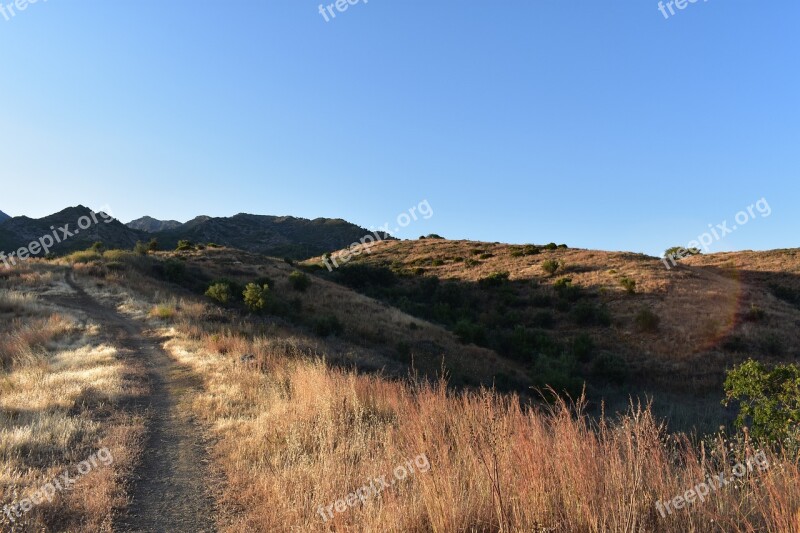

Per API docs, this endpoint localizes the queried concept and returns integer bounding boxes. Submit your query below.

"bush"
[541,259,561,276]
[591,353,628,384]
[313,315,344,337]
[243,283,269,312]
[205,283,232,305]
[289,271,311,292]
[176,240,193,251]
[454,319,487,346]
[531,311,555,328]
[162,259,186,282]
[479,253,494,260]
[723,359,800,444]
[134,241,149,256]
[544,243,558,251]
[572,333,594,361]
[148,238,160,251]
[91,241,104,253]
[744,305,766,322]
[634,308,660,332]
[479,271,510,288]
[523,245,541,256]
[619,277,636,294]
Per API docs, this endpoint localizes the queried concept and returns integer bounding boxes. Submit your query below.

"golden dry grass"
[0,265,145,531]
[76,251,800,532]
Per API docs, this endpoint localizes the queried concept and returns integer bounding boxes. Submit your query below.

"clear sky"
[0,0,797,256]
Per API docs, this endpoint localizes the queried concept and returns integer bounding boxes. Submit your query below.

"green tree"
[176,240,193,251]
[723,359,800,444]
[148,238,160,251]
[205,282,232,305]
[243,283,269,312]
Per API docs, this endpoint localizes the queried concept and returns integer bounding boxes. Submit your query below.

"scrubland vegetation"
[1,242,799,531]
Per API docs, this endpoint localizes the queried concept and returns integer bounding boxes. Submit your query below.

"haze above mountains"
[0,206,391,259]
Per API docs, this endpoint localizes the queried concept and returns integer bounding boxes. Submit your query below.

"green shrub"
[148,238,160,251]
[176,240,194,251]
[723,359,800,444]
[572,333,594,361]
[243,283,269,312]
[591,352,628,384]
[619,277,636,294]
[91,241,104,253]
[541,259,560,276]
[313,315,344,337]
[289,271,311,292]
[544,243,558,251]
[531,311,555,328]
[634,308,660,332]
[479,271,510,288]
[134,241,149,256]
[454,319,487,346]
[523,245,541,256]
[744,305,766,322]
[464,258,480,268]
[205,283,232,305]
[479,253,494,260]
[162,259,186,282]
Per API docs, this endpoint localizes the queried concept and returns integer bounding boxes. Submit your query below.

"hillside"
[0,206,147,257]
[303,239,800,427]
[0,210,9,223]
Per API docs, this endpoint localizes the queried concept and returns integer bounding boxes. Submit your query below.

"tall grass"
[161,317,800,532]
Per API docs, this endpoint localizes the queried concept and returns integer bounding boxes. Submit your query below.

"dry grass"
[0,266,145,531]
[79,256,800,532]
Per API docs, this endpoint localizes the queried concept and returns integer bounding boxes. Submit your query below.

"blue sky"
[0,0,797,256]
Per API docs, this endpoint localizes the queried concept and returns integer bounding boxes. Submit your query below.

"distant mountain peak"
[126,216,183,233]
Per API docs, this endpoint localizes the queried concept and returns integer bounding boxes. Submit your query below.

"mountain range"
[0,210,10,223]
[0,206,392,259]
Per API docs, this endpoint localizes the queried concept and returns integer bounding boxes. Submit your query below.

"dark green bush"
[634,308,660,332]
[313,315,344,337]
[205,283,232,305]
[479,271,510,288]
[572,333,594,361]
[243,283,269,312]
[176,240,193,251]
[289,271,311,292]
[619,277,636,294]
[591,352,628,384]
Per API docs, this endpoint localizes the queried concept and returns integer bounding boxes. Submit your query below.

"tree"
[176,240,193,251]
[148,238,160,251]
[205,283,232,305]
[243,283,269,312]
[724,359,800,444]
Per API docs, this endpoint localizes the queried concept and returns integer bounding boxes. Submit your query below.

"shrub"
[760,333,784,356]
[454,319,487,346]
[531,311,555,328]
[572,333,594,361]
[289,271,311,292]
[744,304,766,322]
[313,315,344,337]
[134,241,149,256]
[243,283,269,312]
[523,245,541,256]
[162,259,186,282]
[479,271,510,288]
[634,308,660,332]
[619,277,636,294]
[148,238,160,251]
[91,241,104,253]
[591,352,628,384]
[723,359,800,444]
[425,234,445,239]
[205,283,232,305]
[150,305,176,321]
[176,240,194,251]
[479,253,494,260]
[541,259,560,276]
[544,243,558,251]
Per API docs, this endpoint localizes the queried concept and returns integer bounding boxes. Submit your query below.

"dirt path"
[49,272,217,532]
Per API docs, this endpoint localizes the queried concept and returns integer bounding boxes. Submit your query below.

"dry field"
[2,245,788,531]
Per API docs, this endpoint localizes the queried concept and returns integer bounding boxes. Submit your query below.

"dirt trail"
[49,272,217,532]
